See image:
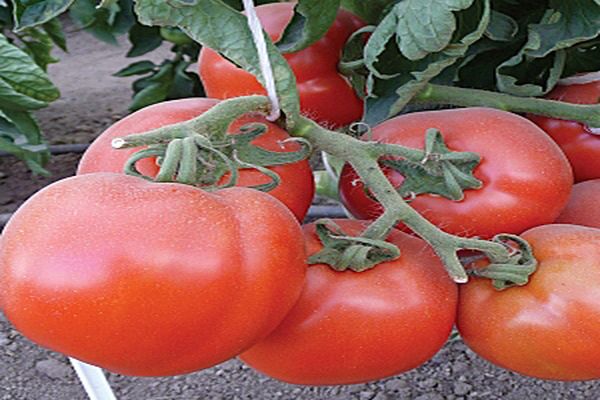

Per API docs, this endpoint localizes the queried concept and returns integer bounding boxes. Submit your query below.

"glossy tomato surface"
[555,179,600,228]
[198,2,364,128]
[458,224,600,380]
[240,220,457,385]
[77,98,314,221]
[528,80,600,182]
[339,107,574,238]
[0,173,307,376]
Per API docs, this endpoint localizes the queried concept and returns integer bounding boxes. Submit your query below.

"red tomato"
[555,179,600,228]
[458,224,600,380]
[528,80,600,182]
[198,2,364,128]
[240,219,457,385]
[77,98,314,221]
[0,173,307,376]
[339,108,574,238]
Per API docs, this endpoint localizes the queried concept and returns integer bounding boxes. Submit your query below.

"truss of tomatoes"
[2,2,600,385]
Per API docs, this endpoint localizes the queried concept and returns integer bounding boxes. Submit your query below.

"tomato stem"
[292,114,536,285]
[415,84,600,128]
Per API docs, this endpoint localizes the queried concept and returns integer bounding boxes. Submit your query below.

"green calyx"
[119,123,311,192]
[381,129,482,201]
[468,234,538,290]
[308,219,401,272]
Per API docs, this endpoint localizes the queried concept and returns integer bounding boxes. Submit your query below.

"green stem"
[112,96,271,148]
[415,84,600,128]
[292,116,521,283]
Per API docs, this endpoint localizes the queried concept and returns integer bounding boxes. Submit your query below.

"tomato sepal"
[468,234,537,290]
[307,219,400,272]
[381,129,482,201]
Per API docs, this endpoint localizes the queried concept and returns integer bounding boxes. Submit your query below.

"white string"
[242,0,281,121]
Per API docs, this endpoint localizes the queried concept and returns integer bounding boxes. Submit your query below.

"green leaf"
[0,33,59,109]
[113,60,156,77]
[12,0,75,31]
[276,0,341,53]
[340,0,396,24]
[168,60,203,99]
[129,62,174,111]
[18,27,58,70]
[0,108,49,174]
[485,10,517,41]
[42,16,67,50]
[496,0,600,96]
[126,23,162,57]
[69,0,135,44]
[364,0,490,124]
[134,0,300,128]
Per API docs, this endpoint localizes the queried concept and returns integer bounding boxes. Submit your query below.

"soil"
[1,20,600,400]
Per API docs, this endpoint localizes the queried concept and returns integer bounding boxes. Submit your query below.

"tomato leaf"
[0,33,59,109]
[0,109,49,175]
[363,0,490,125]
[485,10,517,42]
[340,0,395,24]
[496,0,600,96]
[129,62,174,111]
[42,17,66,50]
[69,0,135,45]
[11,0,74,31]
[126,23,162,57]
[276,0,341,53]
[113,60,156,77]
[134,0,301,128]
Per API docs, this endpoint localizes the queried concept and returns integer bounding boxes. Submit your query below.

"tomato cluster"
[2,2,600,388]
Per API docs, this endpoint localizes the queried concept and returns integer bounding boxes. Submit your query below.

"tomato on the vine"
[0,173,307,376]
[555,179,600,228]
[458,224,600,380]
[527,80,600,182]
[339,107,574,238]
[198,2,365,128]
[77,98,314,221]
[240,219,457,385]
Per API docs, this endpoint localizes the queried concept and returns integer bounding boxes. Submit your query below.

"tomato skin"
[339,107,574,238]
[458,224,600,380]
[555,179,600,228]
[527,80,600,182]
[0,173,307,376]
[198,3,365,128]
[77,98,314,221]
[240,220,457,385]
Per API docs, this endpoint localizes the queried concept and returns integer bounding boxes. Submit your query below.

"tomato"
[240,219,457,385]
[555,179,600,228]
[0,173,307,376]
[339,107,574,238]
[198,2,364,128]
[77,98,314,221]
[527,80,600,182]
[457,224,600,380]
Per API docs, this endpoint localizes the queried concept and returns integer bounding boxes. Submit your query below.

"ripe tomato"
[457,224,600,380]
[77,98,314,221]
[555,179,600,228]
[339,108,574,238]
[198,2,364,128]
[0,173,307,376]
[527,80,600,182]
[240,219,457,385]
